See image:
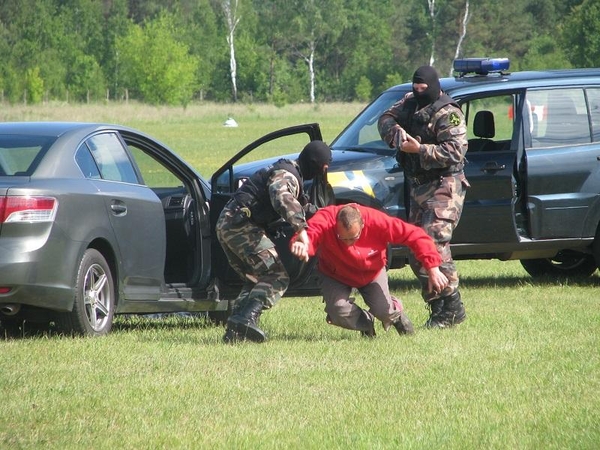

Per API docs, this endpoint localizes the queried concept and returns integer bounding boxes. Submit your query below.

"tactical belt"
[409,170,463,186]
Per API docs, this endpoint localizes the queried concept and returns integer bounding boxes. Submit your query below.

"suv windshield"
[332,89,409,151]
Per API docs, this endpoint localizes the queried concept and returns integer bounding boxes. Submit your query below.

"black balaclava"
[297,140,332,180]
[412,65,441,108]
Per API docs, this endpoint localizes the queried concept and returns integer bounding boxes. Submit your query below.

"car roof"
[0,121,134,138]
[385,67,600,98]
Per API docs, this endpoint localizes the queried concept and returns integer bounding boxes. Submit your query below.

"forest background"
[1,0,600,107]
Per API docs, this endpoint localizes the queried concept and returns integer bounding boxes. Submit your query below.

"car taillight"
[0,196,58,223]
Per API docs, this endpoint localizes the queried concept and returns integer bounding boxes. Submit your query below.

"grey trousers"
[320,268,404,332]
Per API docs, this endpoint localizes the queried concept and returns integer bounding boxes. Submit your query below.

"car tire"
[593,227,600,271]
[56,249,115,337]
[520,252,598,278]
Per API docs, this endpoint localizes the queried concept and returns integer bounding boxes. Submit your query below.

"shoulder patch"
[449,112,461,126]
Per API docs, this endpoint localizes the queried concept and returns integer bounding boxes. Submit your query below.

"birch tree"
[450,0,471,76]
[288,0,345,103]
[221,0,241,101]
[427,0,437,66]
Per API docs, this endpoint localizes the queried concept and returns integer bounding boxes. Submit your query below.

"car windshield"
[0,135,56,176]
[331,89,409,152]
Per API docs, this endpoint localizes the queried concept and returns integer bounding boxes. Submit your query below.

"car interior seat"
[468,110,497,152]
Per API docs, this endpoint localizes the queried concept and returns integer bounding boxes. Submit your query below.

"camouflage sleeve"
[378,94,412,148]
[268,169,307,231]
[419,104,468,170]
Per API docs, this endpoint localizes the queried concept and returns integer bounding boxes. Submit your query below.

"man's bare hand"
[291,229,310,262]
[427,267,449,294]
[291,241,309,262]
[399,133,421,153]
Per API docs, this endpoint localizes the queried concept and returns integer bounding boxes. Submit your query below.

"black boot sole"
[226,317,267,343]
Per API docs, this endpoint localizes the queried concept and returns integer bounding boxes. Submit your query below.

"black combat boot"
[440,290,466,326]
[225,299,266,343]
[424,297,445,328]
[222,296,248,344]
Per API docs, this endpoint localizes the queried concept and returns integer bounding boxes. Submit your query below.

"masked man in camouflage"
[217,140,332,343]
[378,65,469,328]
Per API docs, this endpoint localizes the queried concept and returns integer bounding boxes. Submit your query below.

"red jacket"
[295,204,441,288]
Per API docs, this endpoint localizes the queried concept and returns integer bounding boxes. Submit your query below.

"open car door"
[210,123,334,299]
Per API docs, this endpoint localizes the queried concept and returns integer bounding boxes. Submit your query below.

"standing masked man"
[378,65,469,328]
[216,140,332,343]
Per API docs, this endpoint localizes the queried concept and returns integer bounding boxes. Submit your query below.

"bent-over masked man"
[216,140,332,343]
[378,65,469,328]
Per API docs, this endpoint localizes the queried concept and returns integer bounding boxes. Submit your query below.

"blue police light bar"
[453,58,510,75]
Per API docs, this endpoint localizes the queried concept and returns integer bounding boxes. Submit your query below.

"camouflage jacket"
[232,159,307,231]
[267,168,307,231]
[378,93,468,178]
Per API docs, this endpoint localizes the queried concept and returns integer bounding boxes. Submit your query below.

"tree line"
[1,0,598,106]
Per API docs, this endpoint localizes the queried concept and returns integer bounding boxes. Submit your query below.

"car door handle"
[110,201,127,216]
[481,162,506,173]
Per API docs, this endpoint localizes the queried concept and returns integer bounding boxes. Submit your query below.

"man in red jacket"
[290,204,448,337]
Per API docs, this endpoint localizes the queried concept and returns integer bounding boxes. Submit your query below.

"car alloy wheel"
[57,249,115,336]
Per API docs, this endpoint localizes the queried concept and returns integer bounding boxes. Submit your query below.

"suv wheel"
[520,252,597,278]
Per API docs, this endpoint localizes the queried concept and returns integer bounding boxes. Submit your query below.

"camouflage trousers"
[216,203,290,308]
[407,173,468,302]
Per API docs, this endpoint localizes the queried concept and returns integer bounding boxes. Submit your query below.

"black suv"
[223,58,600,279]
[328,58,600,277]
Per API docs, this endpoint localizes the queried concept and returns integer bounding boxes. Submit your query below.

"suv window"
[463,94,516,152]
[526,88,591,148]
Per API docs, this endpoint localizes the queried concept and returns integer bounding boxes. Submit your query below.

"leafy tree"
[522,35,572,70]
[286,0,347,103]
[180,0,221,101]
[563,0,600,67]
[100,0,131,100]
[25,67,44,104]
[355,76,373,102]
[0,0,595,104]
[116,12,199,105]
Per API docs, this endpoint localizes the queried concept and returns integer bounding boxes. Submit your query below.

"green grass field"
[1,102,599,449]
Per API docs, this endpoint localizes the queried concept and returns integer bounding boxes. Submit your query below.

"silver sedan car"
[0,122,327,337]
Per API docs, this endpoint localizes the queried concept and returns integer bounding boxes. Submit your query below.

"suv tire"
[520,252,597,278]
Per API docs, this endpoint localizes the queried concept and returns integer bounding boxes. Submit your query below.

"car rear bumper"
[0,283,75,312]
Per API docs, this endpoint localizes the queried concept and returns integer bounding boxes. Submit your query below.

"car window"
[75,144,101,179]
[332,89,407,150]
[82,132,139,183]
[127,145,184,188]
[461,94,515,152]
[0,135,55,175]
[525,88,590,148]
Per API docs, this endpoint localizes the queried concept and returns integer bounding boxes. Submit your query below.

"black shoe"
[442,291,466,326]
[424,297,446,328]
[226,299,266,343]
[393,312,415,335]
[222,327,244,344]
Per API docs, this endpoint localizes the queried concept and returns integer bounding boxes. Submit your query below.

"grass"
[1,260,599,449]
[0,101,366,178]
[1,103,599,449]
